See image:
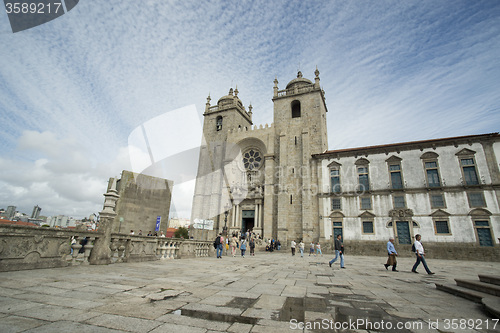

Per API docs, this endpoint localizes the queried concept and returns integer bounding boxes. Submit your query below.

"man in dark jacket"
[328,234,345,268]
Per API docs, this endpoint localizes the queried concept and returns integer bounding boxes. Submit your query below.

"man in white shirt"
[411,234,435,275]
[290,240,296,256]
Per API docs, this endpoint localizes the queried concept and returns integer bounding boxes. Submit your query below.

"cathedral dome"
[285,71,312,90]
[217,87,243,107]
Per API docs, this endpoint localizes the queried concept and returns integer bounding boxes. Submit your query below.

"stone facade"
[110,170,173,234]
[191,69,500,251]
[315,134,500,248]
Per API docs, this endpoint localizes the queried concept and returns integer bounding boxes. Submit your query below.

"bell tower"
[191,88,253,228]
[272,69,328,243]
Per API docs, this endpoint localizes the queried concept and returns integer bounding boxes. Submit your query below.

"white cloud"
[0,130,132,218]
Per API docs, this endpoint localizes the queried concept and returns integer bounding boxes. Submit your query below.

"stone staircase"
[436,275,500,318]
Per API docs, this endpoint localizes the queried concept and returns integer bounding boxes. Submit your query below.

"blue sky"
[0,0,499,219]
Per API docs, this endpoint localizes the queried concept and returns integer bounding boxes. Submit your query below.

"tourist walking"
[214,233,223,258]
[240,239,247,257]
[290,240,296,256]
[412,234,435,275]
[231,234,238,257]
[329,234,344,268]
[315,242,323,256]
[384,237,398,271]
[309,242,315,256]
[299,240,305,257]
[249,238,255,256]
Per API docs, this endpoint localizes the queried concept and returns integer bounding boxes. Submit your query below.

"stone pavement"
[0,251,499,333]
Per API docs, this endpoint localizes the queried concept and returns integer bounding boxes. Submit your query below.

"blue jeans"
[329,250,344,267]
[216,244,223,257]
[300,248,304,257]
[412,254,432,273]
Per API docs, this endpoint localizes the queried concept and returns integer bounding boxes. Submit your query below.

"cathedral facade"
[191,70,500,250]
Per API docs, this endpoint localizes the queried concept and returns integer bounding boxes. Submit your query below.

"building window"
[474,220,494,246]
[242,149,262,171]
[393,195,406,208]
[434,220,450,234]
[333,221,343,239]
[216,116,223,131]
[362,221,374,234]
[291,100,301,118]
[330,168,341,193]
[360,197,372,210]
[461,158,479,185]
[389,164,403,189]
[468,192,486,207]
[425,161,441,187]
[358,166,370,192]
[430,194,446,208]
[332,198,341,210]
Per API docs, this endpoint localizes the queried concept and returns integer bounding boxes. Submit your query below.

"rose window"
[243,149,262,171]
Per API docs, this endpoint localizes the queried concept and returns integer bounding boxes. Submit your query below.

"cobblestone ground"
[0,252,499,332]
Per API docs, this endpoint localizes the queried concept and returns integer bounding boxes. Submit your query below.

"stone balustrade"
[0,224,214,272]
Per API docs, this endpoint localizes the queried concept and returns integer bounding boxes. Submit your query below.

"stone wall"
[0,225,214,272]
[111,170,173,235]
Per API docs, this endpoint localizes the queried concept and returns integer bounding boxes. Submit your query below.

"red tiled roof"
[0,219,38,227]
[166,228,178,238]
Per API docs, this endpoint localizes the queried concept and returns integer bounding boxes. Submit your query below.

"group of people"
[213,231,435,275]
[266,238,281,251]
[289,240,323,257]
[384,234,435,274]
[129,230,166,237]
[214,232,256,258]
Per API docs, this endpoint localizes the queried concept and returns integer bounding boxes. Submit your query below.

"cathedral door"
[241,210,255,235]
[396,221,411,244]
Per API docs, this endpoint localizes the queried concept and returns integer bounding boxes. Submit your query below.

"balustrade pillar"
[82,237,95,265]
[71,244,82,265]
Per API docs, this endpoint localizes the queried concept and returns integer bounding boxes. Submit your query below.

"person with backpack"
[411,234,435,275]
[214,233,224,258]
[240,239,247,257]
[384,237,398,271]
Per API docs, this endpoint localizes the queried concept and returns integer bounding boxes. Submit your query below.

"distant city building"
[168,217,190,229]
[5,206,16,220]
[47,215,77,228]
[106,170,173,234]
[31,205,42,219]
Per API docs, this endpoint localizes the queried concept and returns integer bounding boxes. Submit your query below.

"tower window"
[216,116,223,131]
[291,100,301,118]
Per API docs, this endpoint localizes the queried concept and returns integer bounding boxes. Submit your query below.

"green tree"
[174,227,188,239]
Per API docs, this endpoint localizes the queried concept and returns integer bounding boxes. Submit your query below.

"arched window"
[216,116,222,131]
[291,100,301,118]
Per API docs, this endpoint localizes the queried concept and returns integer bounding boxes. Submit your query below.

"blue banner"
[155,216,161,232]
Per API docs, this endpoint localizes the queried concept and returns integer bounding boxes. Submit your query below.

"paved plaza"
[0,251,499,333]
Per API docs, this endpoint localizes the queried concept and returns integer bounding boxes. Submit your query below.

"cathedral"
[191,69,499,251]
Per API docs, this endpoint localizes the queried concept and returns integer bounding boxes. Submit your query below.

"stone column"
[263,154,275,240]
[255,202,260,228]
[89,178,119,265]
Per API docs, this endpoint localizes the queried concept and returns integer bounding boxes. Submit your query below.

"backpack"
[214,236,221,248]
[411,243,416,253]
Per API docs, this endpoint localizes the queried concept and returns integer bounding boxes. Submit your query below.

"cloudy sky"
[1,1,499,220]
